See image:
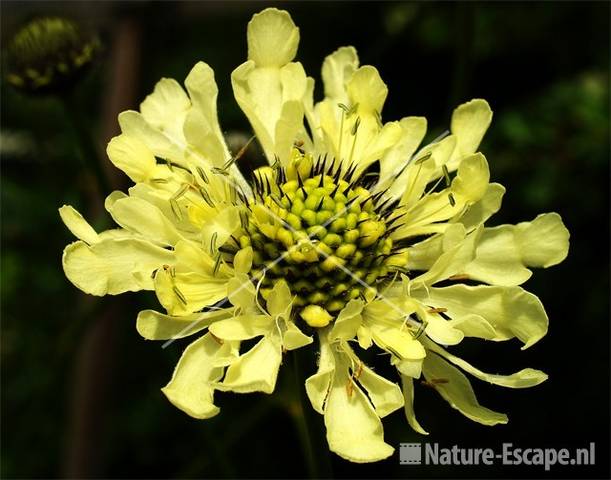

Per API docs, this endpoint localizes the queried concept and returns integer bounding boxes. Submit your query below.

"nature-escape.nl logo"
[399,442,596,471]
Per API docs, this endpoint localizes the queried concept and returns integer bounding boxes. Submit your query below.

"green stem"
[289,349,334,479]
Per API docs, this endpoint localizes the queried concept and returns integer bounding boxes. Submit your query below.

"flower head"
[60,8,569,463]
[5,17,100,94]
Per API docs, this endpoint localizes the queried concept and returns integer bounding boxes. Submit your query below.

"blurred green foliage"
[1,1,609,478]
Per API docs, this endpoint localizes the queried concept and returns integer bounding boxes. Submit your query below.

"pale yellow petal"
[422,352,507,426]
[325,358,394,463]
[414,284,548,349]
[107,134,157,183]
[161,333,224,419]
[59,205,99,244]
[218,335,282,393]
[63,238,173,296]
[182,63,252,192]
[447,98,493,171]
[459,182,505,231]
[411,225,481,286]
[399,135,457,209]
[237,61,306,165]
[353,120,403,176]
[356,363,404,418]
[464,213,570,286]
[401,376,428,435]
[378,116,427,200]
[423,312,464,346]
[321,46,359,102]
[369,323,426,360]
[305,330,335,414]
[118,110,185,166]
[104,190,127,211]
[406,222,466,272]
[140,78,190,144]
[274,66,309,163]
[356,325,373,350]
[283,321,313,350]
[393,356,423,379]
[154,268,228,316]
[137,308,233,340]
[108,195,184,246]
[329,299,364,341]
[174,239,231,278]
[199,206,240,254]
[212,340,241,368]
[183,62,229,167]
[266,279,293,319]
[448,314,496,340]
[516,213,570,268]
[227,274,257,312]
[208,314,274,341]
[394,154,489,239]
[231,62,272,157]
[451,152,490,203]
[425,340,548,388]
[247,8,299,67]
[346,65,387,114]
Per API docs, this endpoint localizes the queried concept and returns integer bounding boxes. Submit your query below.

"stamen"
[420,175,445,200]
[169,198,182,220]
[345,379,354,398]
[402,161,424,204]
[414,151,432,165]
[196,166,209,183]
[213,253,223,276]
[348,117,361,166]
[351,116,361,136]
[231,134,256,166]
[173,286,187,305]
[171,184,190,200]
[421,378,449,389]
[412,318,428,339]
[427,307,448,314]
[442,164,451,187]
[337,103,350,114]
[210,232,218,254]
[198,187,214,207]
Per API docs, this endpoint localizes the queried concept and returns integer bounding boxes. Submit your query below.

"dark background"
[1,1,609,478]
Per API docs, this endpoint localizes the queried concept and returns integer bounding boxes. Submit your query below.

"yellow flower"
[60,8,570,463]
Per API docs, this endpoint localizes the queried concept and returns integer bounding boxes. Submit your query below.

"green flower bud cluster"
[5,17,100,94]
[240,168,397,326]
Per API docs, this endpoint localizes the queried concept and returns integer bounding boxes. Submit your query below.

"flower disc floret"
[236,152,403,327]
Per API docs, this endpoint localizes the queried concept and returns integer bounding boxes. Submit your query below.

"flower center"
[238,152,399,328]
